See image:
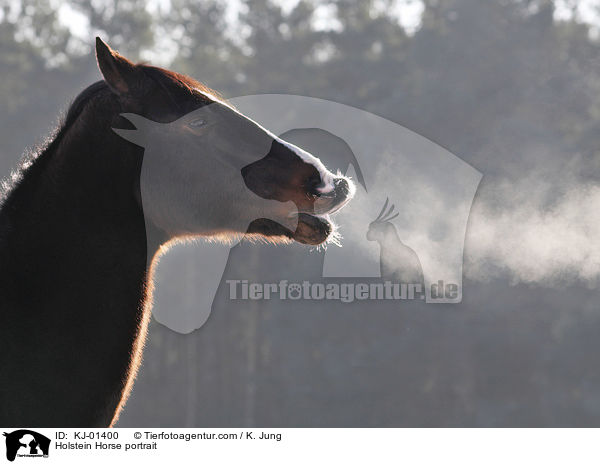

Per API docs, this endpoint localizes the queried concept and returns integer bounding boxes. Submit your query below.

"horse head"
[95,38,354,246]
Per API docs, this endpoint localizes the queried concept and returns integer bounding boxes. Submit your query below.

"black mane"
[0,80,113,204]
[64,80,110,128]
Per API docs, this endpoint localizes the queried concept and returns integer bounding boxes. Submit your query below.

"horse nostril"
[306,173,323,196]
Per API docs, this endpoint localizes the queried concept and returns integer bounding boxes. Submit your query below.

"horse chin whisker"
[322,218,343,249]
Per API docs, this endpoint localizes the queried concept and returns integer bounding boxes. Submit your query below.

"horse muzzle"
[312,177,355,215]
[290,175,355,245]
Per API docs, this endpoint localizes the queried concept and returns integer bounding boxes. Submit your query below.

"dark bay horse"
[0,38,354,427]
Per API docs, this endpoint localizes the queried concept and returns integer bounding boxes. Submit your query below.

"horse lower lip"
[292,213,332,245]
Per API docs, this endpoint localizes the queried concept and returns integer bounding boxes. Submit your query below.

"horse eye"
[188,118,207,128]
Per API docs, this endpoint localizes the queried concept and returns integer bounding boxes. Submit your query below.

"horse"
[0,38,354,427]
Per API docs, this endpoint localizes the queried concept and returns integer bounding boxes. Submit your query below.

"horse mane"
[0,81,112,204]
[64,80,110,128]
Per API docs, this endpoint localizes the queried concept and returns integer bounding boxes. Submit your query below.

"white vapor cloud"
[465,179,600,288]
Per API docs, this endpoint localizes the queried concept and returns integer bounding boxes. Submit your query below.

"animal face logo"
[3,430,50,461]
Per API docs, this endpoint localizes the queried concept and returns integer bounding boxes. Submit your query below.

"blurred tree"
[69,0,154,59]
[166,0,240,92]
[0,0,75,172]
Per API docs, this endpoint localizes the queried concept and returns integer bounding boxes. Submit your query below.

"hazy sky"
[55,0,425,63]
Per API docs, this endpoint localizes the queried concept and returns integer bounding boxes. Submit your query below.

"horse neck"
[1,118,154,276]
[0,116,160,426]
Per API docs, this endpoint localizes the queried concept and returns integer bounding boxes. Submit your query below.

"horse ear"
[95,37,141,95]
